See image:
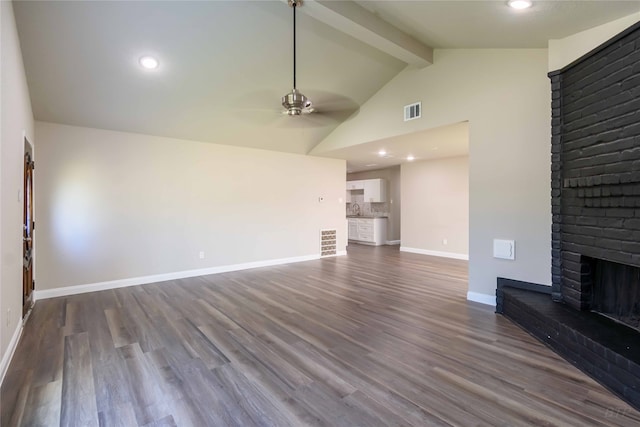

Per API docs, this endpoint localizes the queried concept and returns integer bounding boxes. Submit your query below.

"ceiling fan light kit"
[282,0,313,116]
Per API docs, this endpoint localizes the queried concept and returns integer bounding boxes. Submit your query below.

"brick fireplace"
[498,21,640,411]
[550,22,640,314]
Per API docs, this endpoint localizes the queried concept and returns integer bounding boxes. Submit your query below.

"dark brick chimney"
[550,22,640,313]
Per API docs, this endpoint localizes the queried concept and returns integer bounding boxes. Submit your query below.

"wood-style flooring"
[2,244,640,426]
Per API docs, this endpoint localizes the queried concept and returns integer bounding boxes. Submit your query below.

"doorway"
[23,139,35,316]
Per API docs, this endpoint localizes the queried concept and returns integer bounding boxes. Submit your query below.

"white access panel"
[493,239,515,260]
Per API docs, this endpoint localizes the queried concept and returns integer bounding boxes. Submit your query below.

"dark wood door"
[23,150,34,316]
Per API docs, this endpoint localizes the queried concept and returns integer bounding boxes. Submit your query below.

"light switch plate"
[493,239,515,260]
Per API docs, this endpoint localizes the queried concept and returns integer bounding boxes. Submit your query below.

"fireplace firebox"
[588,257,640,331]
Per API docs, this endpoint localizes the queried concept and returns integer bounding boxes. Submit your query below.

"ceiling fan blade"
[275,113,334,129]
[312,107,360,122]
[304,90,359,116]
[275,91,360,128]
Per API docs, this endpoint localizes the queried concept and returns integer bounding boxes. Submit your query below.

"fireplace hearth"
[497,278,640,411]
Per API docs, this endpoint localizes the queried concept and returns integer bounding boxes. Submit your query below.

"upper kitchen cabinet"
[346,180,365,190]
[346,178,387,203]
[364,179,386,202]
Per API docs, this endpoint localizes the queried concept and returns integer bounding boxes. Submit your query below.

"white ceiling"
[13,1,640,163]
[355,1,640,48]
[13,1,405,155]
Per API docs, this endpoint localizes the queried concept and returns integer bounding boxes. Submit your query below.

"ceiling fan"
[282,0,313,116]
[232,0,358,127]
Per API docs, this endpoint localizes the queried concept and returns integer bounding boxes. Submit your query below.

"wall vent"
[404,102,421,121]
[320,229,337,257]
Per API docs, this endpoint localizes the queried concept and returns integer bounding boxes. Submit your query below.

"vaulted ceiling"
[13,1,640,164]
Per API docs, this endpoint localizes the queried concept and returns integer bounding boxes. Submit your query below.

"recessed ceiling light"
[507,0,532,10]
[139,56,159,70]
[407,155,415,161]
[378,150,387,157]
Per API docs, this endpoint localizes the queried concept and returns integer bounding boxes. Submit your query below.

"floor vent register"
[320,229,337,257]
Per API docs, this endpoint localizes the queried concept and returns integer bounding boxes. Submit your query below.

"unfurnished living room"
[3,1,640,425]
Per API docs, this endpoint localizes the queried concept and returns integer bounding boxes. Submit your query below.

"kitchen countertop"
[346,216,388,219]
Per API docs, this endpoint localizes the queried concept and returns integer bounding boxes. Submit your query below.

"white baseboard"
[385,240,401,245]
[0,321,23,387]
[35,252,343,300]
[400,246,469,260]
[321,250,347,258]
[467,291,496,307]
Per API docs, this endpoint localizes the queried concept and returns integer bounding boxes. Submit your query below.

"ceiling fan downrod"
[282,0,311,116]
[292,0,298,90]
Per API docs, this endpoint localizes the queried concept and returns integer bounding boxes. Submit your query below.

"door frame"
[23,136,35,317]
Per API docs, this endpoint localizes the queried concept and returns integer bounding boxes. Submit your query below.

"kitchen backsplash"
[346,194,389,217]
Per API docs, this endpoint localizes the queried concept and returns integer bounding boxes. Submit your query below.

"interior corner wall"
[1,1,35,369]
[400,156,468,257]
[312,49,552,299]
[347,166,401,241]
[34,122,346,292]
[548,13,640,72]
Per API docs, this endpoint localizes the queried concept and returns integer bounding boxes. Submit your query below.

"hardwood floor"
[2,244,640,426]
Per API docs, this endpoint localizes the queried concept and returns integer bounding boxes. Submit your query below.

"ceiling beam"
[297,0,433,67]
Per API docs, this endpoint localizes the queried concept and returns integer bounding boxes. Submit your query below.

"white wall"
[1,1,35,374]
[35,122,346,292]
[347,166,401,242]
[401,156,468,258]
[549,13,640,71]
[312,49,552,301]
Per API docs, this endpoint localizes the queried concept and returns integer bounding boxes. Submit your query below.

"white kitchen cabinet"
[347,179,386,202]
[348,217,387,246]
[364,179,386,202]
[346,180,365,190]
[348,219,358,240]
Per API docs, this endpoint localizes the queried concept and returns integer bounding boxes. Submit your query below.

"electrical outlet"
[199,251,205,259]
[442,239,448,245]
[6,308,11,327]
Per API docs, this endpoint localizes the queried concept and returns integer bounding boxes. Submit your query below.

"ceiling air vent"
[404,102,421,121]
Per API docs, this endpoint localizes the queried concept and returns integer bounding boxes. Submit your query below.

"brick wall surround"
[549,22,640,311]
